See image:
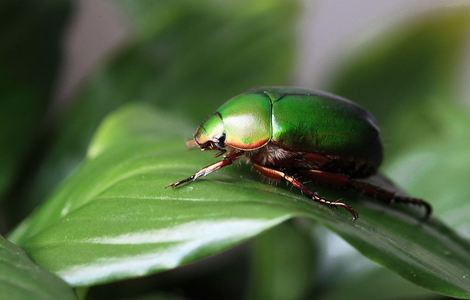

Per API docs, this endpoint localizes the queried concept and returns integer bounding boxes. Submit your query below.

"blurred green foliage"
[1,1,470,300]
[0,0,70,199]
[0,235,76,300]
[389,131,470,239]
[313,228,432,300]
[329,8,470,159]
[247,222,317,300]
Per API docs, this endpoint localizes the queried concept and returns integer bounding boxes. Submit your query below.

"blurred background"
[57,0,470,103]
[1,0,469,299]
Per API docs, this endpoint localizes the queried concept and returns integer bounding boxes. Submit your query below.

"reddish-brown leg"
[301,169,432,218]
[168,152,243,188]
[252,163,358,220]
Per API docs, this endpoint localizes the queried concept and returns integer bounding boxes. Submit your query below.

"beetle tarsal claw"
[166,176,194,189]
[166,181,180,189]
[165,183,176,189]
[331,201,358,221]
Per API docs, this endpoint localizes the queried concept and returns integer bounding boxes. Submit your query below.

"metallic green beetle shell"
[217,93,272,149]
[194,87,383,169]
[194,93,272,149]
[268,88,383,168]
[194,113,224,146]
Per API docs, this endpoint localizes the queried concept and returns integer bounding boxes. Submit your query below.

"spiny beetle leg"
[167,152,242,188]
[252,163,358,220]
[302,169,432,219]
[350,180,432,218]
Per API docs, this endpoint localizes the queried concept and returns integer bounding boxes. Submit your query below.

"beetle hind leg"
[301,169,432,219]
[349,180,432,219]
[252,163,358,220]
[374,191,432,219]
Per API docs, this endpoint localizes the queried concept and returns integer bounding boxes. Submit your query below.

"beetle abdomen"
[259,87,383,172]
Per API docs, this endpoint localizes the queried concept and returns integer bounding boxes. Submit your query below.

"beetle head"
[193,113,226,151]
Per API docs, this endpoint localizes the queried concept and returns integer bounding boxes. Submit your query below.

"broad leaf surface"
[11,105,470,298]
[0,236,75,300]
[20,0,298,221]
[0,0,70,199]
[313,228,435,300]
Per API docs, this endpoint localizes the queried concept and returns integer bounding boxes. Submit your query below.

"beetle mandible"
[168,87,432,220]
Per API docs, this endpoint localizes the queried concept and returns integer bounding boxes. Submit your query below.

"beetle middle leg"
[301,169,432,218]
[252,163,358,220]
[168,152,243,188]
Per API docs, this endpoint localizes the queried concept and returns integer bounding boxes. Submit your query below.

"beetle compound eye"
[215,133,226,148]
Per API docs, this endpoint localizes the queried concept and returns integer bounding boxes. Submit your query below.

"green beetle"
[169,87,431,220]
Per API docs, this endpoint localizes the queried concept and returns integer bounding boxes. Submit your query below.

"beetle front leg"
[252,163,358,220]
[167,152,242,188]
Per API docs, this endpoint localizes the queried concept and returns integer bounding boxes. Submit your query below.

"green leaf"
[388,129,470,240]
[383,97,470,240]
[0,235,76,300]
[247,221,317,300]
[0,0,70,199]
[314,228,435,300]
[86,104,192,159]
[329,7,470,159]
[11,105,470,298]
[318,265,433,300]
[19,0,298,220]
